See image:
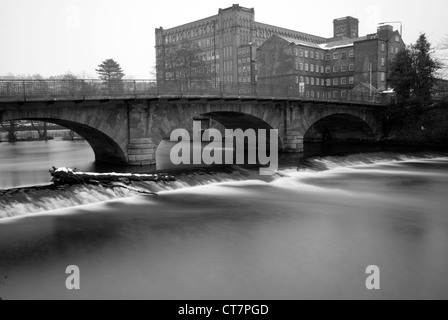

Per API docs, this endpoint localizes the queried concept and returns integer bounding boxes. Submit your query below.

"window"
[395,47,399,54]
[390,46,394,54]
[381,72,386,82]
[294,48,298,56]
[395,35,400,42]
[381,43,385,52]
[326,79,331,87]
[305,50,309,58]
[295,76,299,84]
[316,52,320,60]
[300,76,304,82]
[311,78,315,85]
[300,63,304,71]
[305,77,310,85]
[341,65,347,72]
[310,64,314,72]
[305,64,309,72]
[299,49,304,57]
[349,64,354,71]
[295,63,299,70]
[349,76,354,84]
[333,78,339,86]
[381,57,386,67]
[341,91,347,99]
[316,78,320,86]
[311,91,315,98]
[325,66,331,73]
[333,52,339,60]
[349,50,354,58]
[316,65,319,73]
[333,65,339,73]
[325,53,331,61]
[320,66,324,74]
[341,77,347,85]
[333,91,338,99]
[310,51,314,59]
[341,52,347,60]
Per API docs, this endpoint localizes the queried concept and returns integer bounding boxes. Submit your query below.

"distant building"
[257,19,405,99]
[155,4,405,97]
[155,4,326,84]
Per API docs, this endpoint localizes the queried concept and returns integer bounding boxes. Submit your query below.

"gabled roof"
[320,36,368,50]
[272,34,372,51]
[277,35,323,49]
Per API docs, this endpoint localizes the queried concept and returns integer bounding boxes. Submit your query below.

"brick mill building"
[155,4,405,97]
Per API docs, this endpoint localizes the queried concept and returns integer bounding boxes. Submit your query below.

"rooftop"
[276,34,373,51]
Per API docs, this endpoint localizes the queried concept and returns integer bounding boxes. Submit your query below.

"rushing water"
[0,140,448,300]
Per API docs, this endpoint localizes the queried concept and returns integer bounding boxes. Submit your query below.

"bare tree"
[157,39,214,87]
[0,121,20,142]
[30,121,49,140]
[439,35,448,78]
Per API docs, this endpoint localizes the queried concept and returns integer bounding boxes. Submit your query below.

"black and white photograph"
[1,0,448,303]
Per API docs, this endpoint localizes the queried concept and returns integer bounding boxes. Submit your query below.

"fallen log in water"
[49,167,176,188]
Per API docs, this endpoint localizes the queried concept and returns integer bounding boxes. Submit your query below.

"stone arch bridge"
[0,98,383,166]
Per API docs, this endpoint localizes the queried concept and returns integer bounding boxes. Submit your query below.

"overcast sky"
[0,0,447,79]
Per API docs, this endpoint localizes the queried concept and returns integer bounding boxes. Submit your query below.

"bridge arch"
[150,102,285,150]
[0,106,129,164]
[303,113,376,144]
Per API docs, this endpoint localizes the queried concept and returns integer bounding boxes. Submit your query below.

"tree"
[49,73,80,96]
[0,120,28,142]
[389,47,415,103]
[439,35,448,79]
[30,121,49,140]
[0,121,18,142]
[389,34,442,104]
[412,34,442,101]
[95,59,125,93]
[96,59,125,82]
[158,40,214,86]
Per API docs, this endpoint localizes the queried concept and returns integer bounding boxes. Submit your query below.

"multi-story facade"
[155,4,404,96]
[257,18,405,98]
[155,4,326,84]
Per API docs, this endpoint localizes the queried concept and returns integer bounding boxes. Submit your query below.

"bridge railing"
[0,79,387,105]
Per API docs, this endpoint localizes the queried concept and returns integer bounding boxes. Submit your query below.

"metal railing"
[0,79,387,105]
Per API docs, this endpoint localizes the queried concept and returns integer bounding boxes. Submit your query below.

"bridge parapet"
[0,79,387,106]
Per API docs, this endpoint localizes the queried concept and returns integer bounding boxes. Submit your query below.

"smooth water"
[0,141,448,299]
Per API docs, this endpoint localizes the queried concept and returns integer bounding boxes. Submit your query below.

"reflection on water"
[0,140,448,299]
[0,140,95,189]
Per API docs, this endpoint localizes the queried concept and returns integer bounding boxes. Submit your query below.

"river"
[0,140,448,300]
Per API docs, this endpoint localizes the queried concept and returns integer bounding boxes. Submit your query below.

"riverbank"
[0,130,83,142]
[383,102,448,146]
